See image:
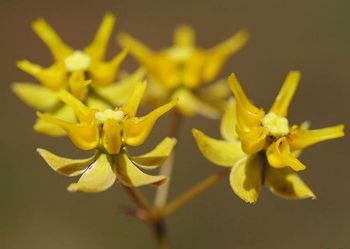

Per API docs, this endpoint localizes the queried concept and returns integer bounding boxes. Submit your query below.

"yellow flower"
[36,82,177,192]
[118,26,249,118]
[193,72,345,203]
[12,13,144,136]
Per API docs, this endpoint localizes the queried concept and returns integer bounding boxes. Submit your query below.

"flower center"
[95,109,125,124]
[167,46,194,63]
[261,112,289,137]
[64,50,91,72]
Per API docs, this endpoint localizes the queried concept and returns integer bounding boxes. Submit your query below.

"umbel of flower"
[12,13,143,136]
[36,82,177,192]
[118,26,249,118]
[193,71,345,203]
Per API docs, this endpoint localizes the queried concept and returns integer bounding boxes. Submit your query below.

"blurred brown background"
[0,0,349,248]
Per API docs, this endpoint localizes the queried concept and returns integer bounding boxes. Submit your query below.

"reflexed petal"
[56,90,94,122]
[265,166,316,200]
[116,152,167,187]
[172,88,220,119]
[102,119,122,155]
[12,83,59,111]
[37,148,94,176]
[266,138,306,171]
[37,112,99,150]
[34,105,76,136]
[220,98,238,141]
[124,99,177,146]
[92,68,144,106]
[122,81,146,116]
[289,125,345,150]
[31,18,72,61]
[229,155,263,203]
[86,96,110,111]
[17,60,66,90]
[68,153,116,192]
[90,49,128,86]
[192,129,245,167]
[130,137,177,169]
[203,30,249,81]
[270,71,300,117]
[228,74,265,129]
[174,25,195,47]
[84,13,115,61]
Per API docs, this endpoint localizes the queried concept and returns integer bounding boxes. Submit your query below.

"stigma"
[261,112,289,137]
[64,50,91,72]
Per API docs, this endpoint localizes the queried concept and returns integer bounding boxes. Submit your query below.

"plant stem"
[153,220,169,249]
[154,112,182,209]
[124,186,154,221]
[161,169,230,217]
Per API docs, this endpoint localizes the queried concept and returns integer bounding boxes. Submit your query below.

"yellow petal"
[37,148,94,176]
[203,30,249,82]
[90,49,128,86]
[265,166,316,200]
[122,81,146,117]
[85,96,111,111]
[101,119,122,155]
[238,126,267,154]
[17,60,66,90]
[124,99,177,146]
[228,74,265,129]
[117,33,155,68]
[220,98,238,141]
[37,112,99,150]
[12,83,59,111]
[289,125,345,150]
[172,88,220,119]
[270,71,300,117]
[130,137,177,169]
[68,153,116,192]
[173,25,195,47]
[56,90,94,122]
[192,129,246,167]
[84,13,116,62]
[116,152,166,187]
[229,155,263,203]
[31,18,72,61]
[34,105,76,136]
[266,138,306,171]
[67,72,91,101]
[198,79,230,101]
[92,68,144,106]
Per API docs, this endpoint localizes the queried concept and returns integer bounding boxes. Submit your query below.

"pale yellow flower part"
[37,82,177,192]
[193,72,344,203]
[118,26,248,118]
[228,71,345,171]
[13,13,143,137]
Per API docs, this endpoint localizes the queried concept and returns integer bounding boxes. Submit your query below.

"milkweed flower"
[37,82,177,192]
[118,26,249,118]
[193,71,344,203]
[12,13,143,136]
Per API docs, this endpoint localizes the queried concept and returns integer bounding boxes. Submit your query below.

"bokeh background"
[1,0,349,248]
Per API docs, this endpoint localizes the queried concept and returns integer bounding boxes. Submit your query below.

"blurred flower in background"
[118,26,249,118]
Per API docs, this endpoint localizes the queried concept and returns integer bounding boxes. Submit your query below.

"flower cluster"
[13,13,345,205]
